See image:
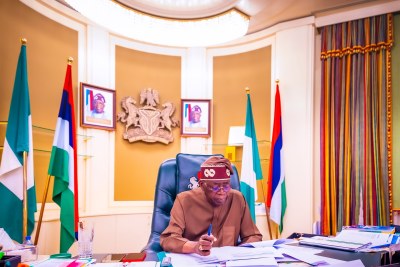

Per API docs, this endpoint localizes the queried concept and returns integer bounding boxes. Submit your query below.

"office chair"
[141,153,240,256]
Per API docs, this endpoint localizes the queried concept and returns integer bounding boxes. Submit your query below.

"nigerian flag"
[240,92,263,222]
[48,62,78,253]
[0,43,37,243]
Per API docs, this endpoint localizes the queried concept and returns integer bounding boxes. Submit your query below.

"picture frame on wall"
[181,99,211,137]
[80,83,116,130]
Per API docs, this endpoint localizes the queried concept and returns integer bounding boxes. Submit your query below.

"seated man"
[160,156,262,256]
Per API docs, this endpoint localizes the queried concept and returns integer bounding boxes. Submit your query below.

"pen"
[208,224,212,236]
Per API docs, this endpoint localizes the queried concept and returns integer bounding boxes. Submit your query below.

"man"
[160,156,262,256]
[189,105,204,128]
[90,93,108,119]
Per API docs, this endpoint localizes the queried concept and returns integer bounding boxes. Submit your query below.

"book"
[299,228,396,252]
[299,236,370,251]
[341,225,395,234]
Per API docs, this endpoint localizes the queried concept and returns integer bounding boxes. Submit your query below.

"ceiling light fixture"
[65,0,249,47]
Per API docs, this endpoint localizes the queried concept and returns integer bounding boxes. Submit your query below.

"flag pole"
[23,151,28,239]
[34,57,74,246]
[261,181,273,240]
[273,79,280,240]
[273,79,282,239]
[34,174,51,245]
[21,38,28,240]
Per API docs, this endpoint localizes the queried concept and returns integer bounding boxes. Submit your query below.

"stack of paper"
[299,236,369,251]
[299,227,397,251]
[165,246,281,267]
[341,225,396,234]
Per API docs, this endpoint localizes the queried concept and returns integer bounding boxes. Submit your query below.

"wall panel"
[213,47,271,202]
[0,0,78,203]
[114,46,181,200]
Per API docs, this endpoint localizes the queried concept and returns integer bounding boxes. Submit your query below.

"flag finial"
[68,57,74,65]
[20,38,27,45]
[245,87,250,94]
[275,79,279,84]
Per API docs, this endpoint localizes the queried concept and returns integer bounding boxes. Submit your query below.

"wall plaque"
[117,88,180,144]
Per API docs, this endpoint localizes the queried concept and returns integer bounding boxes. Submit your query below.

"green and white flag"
[240,93,263,223]
[0,43,37,243]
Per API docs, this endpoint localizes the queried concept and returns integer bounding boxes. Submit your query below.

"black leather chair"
[141,153,240,256]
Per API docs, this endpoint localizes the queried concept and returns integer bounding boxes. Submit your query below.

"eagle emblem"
[117,88,180,144]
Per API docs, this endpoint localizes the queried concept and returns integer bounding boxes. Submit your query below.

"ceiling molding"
[315,0,400,27]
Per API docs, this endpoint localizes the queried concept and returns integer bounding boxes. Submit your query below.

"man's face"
[192,111,201,123]
[93,100,105,113]
[200,180,231,206]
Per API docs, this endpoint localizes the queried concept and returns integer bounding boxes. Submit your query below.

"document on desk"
[278,247,345,266]
[299,236,368,251]
[93,262,158,267]
[330,259,365,267]
[225,257,278,267]
[299,230,394,251]
[31,258,84,267]
[31,260,158,267]
[335,229,393,248]
[166,246,282,266]
[241,239,295,248]
[0,228,17,250]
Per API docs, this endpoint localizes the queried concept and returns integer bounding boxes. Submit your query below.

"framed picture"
[181,99,211,137]
[80,83,116,130]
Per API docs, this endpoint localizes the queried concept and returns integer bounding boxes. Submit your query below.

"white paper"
[225,257,278,267]
[242,239,296,248]
[0,228,17,250]
[278,247,345,266]
[331,259,365,267]
[31,260,158,267]
[336,230,393,247]
[276,243,324,254]
[31,258,76,267]
[167,246,281,266]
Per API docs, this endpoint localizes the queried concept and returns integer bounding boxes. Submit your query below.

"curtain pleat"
[320,14,393,235]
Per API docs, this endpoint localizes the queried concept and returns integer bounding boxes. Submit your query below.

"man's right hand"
[182,235,217,256]
[195,234,216,256]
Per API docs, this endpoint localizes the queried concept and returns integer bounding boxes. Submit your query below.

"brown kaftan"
[160,188,262,253]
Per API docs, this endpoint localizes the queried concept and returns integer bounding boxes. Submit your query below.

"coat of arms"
[117,88,180,144]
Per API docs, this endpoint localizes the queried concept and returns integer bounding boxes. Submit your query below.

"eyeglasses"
[204,183,231,192]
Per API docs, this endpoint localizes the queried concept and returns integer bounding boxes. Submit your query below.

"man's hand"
[195,234,216,256]
[182,235,217,256]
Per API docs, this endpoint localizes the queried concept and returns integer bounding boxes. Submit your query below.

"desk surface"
[299,243,386,266]
[145,243,388,267]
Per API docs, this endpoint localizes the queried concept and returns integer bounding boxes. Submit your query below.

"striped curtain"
[320,14,393,235]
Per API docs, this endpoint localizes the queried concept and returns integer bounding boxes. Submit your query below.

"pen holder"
[0,255,21,267]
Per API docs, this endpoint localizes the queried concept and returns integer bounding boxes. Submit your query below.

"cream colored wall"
[13,0,400,255]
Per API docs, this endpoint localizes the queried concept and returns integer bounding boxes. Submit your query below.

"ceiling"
[57,0,392,35]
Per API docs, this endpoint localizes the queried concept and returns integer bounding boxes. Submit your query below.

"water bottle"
[23,236,38,261]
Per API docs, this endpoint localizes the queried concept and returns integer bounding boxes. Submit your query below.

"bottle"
[23,236,38,261]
